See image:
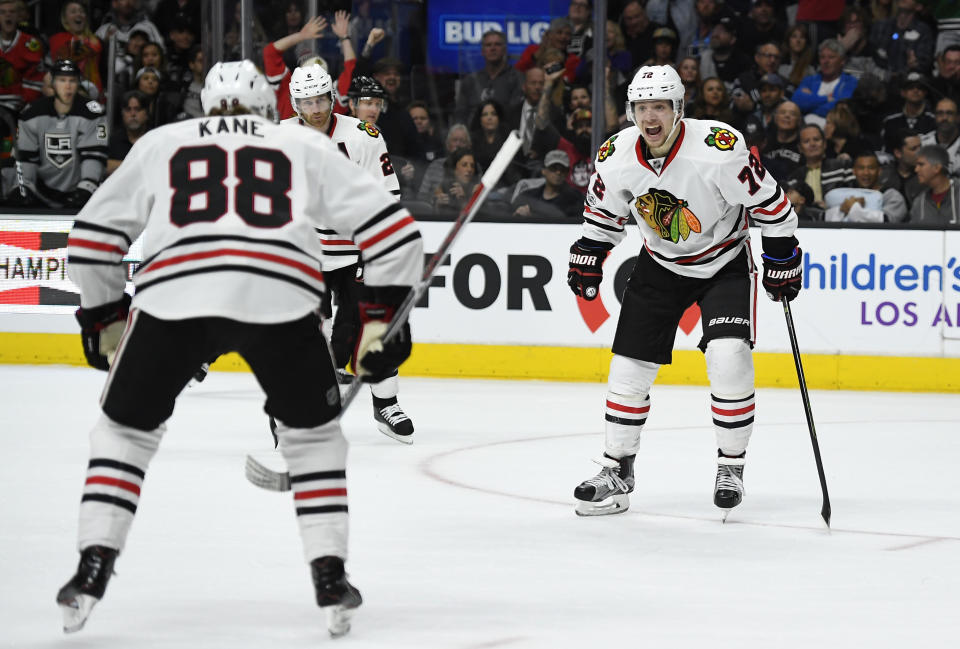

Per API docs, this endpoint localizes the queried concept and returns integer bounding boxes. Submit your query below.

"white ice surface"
[1,365,959,648]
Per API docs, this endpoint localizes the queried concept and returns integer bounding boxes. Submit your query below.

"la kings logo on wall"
[44,133,74,169]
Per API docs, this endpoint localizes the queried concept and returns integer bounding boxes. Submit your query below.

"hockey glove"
[64,180,97,208]
[351,285,412,381]
[761,247,803,302]
[75,293,132,371]
[567,238,612,301]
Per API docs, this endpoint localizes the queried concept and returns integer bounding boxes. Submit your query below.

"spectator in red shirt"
[49,1,103,95]
[0,0,44,113]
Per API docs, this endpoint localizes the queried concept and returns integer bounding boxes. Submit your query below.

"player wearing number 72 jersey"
[58,60,422,638]
[568,65,802,518]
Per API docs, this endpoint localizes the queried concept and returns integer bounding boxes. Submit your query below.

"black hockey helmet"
[347,75,387,100]
[51,59,82,79]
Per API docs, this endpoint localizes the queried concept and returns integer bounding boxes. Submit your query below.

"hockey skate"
[573,454,635,516]
[311,556,363,638]
[335,368,355,385]
[373,396,414,444]
[715,451,746,522]
[56,545,118,633]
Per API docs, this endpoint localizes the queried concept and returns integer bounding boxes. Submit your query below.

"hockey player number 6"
[169,145,293,228]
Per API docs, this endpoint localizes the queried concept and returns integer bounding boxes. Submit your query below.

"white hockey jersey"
[67,114,422,323]
[581,119,798,278]
[282,113,401,271]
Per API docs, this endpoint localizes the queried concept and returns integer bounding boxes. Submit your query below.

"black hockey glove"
[567,238,612,301]
[761,247,803,302]
[63,187,92,208]
[75,293,132,371]
[351,285,412,382]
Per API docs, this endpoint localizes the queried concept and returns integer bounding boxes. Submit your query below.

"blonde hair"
[60,0,95,40]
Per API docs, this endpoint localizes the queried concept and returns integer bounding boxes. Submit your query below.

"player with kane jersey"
[284,63,415,443]
[568,65,802,517]
[57,60,422,638]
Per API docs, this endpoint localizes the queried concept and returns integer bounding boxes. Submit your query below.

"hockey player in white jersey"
[568,66,802,517]
[56,60,423,637]
[284,63,415,443]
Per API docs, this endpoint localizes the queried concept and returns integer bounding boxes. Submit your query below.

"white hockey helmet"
[201,60,277,121]
[289,63,336,115]
[625,65,685,130]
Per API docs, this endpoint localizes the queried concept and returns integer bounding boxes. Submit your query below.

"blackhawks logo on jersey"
[635,188,702,243]
[704,126,737,151]
[358,121,380,138]
[597,135,617,162]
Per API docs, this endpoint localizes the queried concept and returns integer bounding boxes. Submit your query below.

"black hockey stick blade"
[782,299,832,528]
[244,132,525,493]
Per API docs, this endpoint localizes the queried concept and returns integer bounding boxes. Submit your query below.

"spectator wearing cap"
[909,144,960,224]
[454,30,523,126]
[640,27,678,68]
[96,0,165,52]
[869,0,934,79]
[930,45,960,106]
[113,28,150,99]
[881,127,925,205]
[752,72,785,130]
[783,177,824,222]
[106,89,150,176]
[532,104,594,193]
[619,1,658,71]
[512,149,584,220]
[698,15,752,89]
[881,72,936,151]
[920,97,960,179]
[730,41,782,124]
[515,17,579,82]
[575,20,631,87]
[792,39,859,127]
[49,1,103,95]
[734,0,786,63]
[135,66,175,127]
[824,151,908,223]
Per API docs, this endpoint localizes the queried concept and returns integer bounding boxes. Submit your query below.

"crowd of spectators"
[1,0,959,226]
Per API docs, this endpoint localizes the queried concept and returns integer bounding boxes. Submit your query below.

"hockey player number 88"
[169,145,293,228]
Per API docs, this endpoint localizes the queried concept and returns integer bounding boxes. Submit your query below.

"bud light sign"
[427,0,557,72]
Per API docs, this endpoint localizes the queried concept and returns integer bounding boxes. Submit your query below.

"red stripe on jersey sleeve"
[68,238,126,255]
[751,195,788,216]
[357,216,415,250]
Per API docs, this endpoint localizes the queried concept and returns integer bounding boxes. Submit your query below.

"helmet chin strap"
[648,119,682,158]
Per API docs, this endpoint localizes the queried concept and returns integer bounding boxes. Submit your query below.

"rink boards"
[1,216,958,392]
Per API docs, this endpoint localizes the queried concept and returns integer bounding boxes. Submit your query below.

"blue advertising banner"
[427,0,561,73]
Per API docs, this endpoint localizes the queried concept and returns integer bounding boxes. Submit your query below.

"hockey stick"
[782,299,831,528]
[245,130,524,492]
